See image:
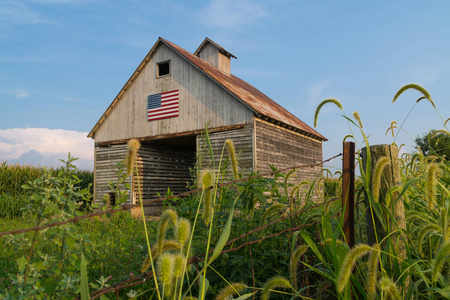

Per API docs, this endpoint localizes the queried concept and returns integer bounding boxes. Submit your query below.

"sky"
[1,0,449,171]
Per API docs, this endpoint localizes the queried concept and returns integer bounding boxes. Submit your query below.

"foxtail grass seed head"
[352,111,363,128]
[157,253,175,286]
[157,209,179,254]
[161,240,181,252]
[290,245,308,286]
[200,169,215,226]
[367,244,380,300]
[372,157,390,203]
[126,139,141,176]
[392,83,434,108]
[445,117,450,127]
[173,254,185,279]
[320,239,344,247]
[441,207,448,242]
[410,151,424,172]
[261,276,291,300]
[156,253,175,297]
[215,282,247,300]
[259,203,286,227]
[432,129,450,137]
[417,224,441,255]
[225,139,239,180]
[175,217,191,249]
[151,240,182,260]
[432,241,450,282]
[426,163,441,209]
[342,134,354,143]
[385,121,398,137]
[314,98,343,128]
[379,276,401,300]
[337,244,372,292]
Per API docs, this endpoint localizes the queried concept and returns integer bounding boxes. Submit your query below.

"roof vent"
[194,37,236,75]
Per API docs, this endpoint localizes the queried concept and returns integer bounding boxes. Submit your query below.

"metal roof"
[89,38,326,141]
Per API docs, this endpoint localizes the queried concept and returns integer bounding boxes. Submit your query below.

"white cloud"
[0,89,30,99]
[0,128,93,162]
[200,0,266,27]
[306,80,330,105]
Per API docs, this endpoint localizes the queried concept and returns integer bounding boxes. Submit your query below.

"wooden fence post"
[342,141,355,248]
[361,144,406,251]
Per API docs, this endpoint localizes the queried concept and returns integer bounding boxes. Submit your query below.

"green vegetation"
[415,129,450,160]
[0,84,449,299]
[0,158,93,219]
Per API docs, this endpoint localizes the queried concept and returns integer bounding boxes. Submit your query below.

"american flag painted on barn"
[147,90,179,121]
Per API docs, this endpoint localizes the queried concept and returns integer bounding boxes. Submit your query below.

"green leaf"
[16,256,28,271]
[80,252,90,300]
[30,193,42,201]
[207,198,236,266]
[234,292,257,300]
[34,261,47,271]
[437,286,450,299]
[300,231,323,262]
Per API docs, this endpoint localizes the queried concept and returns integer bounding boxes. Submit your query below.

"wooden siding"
[133,141,196,202]
[94,144,130,205]
[197,43,231,74]
[255,119,323,192]
[94,43,253,143]
[197,126,254,178]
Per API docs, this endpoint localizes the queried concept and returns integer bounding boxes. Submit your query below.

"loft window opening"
[157,61,170,77]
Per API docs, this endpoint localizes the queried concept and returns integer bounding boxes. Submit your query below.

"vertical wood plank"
[342,141,355,248]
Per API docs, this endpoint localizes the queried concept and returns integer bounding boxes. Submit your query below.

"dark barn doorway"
[133,136,196,212]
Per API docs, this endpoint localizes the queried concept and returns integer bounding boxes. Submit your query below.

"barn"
[88,37,327,213]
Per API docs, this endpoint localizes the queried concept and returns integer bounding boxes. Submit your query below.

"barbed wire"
[0,153,342,237]
[84,200,342,298]
[85,210,342,299]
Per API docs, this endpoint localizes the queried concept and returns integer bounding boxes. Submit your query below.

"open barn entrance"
[132,135,196,216]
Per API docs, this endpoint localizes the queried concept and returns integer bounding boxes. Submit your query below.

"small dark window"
[157,61,170,77]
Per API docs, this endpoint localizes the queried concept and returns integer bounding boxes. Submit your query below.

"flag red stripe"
[148,110,179,117]
[148,113,179,121]
[148,106,179,114]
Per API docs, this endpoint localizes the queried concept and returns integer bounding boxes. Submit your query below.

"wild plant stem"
[200,144,226,299]
[134,164,161,300]
[394,102,417,144]
[178,190,203,300]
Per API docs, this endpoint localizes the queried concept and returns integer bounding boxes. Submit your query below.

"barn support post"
[342,141,355,248]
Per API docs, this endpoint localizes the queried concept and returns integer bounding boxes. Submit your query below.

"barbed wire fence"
[0,153,342,238]
[0,146,355,299]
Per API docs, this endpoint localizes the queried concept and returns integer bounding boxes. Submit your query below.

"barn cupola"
[194,37,237,75]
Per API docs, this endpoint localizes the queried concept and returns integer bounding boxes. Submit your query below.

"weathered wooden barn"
[88,37,327,211]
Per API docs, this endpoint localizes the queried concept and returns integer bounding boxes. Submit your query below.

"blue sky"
[1,0,449,171]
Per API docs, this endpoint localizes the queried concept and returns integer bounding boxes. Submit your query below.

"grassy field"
[1,84,449,299]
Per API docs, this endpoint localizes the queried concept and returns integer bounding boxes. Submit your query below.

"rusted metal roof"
[163,38,326,141]
[89,37,326,141]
